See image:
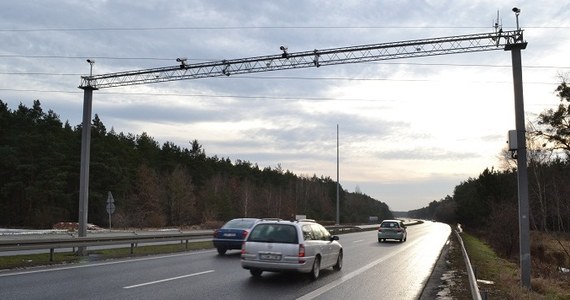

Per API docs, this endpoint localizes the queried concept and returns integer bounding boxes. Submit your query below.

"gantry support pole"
[77,86,95,256]
[507,41,531,288]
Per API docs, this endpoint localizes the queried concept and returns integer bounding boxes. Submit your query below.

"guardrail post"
[50,248,54,262]
[185,240,188,250]
[130,243,134,255]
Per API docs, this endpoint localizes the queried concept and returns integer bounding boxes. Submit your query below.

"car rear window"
[248,224,299,244]
[381,222,399,228]
[223,219,257,229]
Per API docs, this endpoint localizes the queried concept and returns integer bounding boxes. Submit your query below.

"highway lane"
[301,221,451,299]
[0,221,450,300]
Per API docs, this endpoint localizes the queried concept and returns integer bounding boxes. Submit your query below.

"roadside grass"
[92,241,213,258]
[0,241,214,270]
[529,231,570,299]
[0,252,82,270]
[461,232,570,299]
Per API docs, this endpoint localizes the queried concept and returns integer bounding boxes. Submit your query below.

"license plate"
[223,233,236,237]
[260,254,281,261]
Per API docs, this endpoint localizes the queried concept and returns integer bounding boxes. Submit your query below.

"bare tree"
[130,164,165,228]
[164,165,196,225]
[536,75,570,155]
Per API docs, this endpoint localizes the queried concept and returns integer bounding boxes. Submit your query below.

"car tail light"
[241,242,246,255]
[396,228,402,232]
[298,244,306,263]
[378,228,382,232]
[241,230,249,239]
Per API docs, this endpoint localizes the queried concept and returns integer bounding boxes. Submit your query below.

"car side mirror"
[331,235,339,241]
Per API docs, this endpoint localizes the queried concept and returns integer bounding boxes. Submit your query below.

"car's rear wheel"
[217,248,227,255]
[378,238,383,243]
[333,250,343,271]
[310,256,321,280]
[250,269,262,277]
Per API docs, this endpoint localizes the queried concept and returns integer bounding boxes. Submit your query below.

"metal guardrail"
[0,232,212,261]
[326,225,364,235]
[454,230,482,300]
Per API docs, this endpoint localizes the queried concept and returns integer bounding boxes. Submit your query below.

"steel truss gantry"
[80,30,524,89]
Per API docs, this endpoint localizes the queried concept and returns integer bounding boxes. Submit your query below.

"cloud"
[1,0,567,211]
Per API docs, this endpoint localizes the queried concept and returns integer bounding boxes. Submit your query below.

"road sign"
[107,191,114,204]
[106,191,115,214]
[106,202,116,214]
[106,191,115,231]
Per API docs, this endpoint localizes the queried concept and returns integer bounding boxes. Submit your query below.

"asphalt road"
[0,221,450,300]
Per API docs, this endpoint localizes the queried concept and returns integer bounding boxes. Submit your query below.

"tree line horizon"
[0,99,392,229]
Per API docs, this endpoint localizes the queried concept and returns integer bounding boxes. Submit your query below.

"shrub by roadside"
[462,232,570,299]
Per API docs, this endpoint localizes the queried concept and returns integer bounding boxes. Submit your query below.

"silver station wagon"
[241,219,343,280]
[377,219,407,243]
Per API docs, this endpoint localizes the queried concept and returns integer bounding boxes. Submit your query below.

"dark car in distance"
[213,218,260,255]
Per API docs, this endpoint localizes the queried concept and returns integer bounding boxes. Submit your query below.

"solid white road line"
[123,270,215,289]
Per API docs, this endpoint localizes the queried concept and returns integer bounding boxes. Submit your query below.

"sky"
[1,1,569,211]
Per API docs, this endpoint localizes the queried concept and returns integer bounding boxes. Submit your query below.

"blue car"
[213,218,260,255]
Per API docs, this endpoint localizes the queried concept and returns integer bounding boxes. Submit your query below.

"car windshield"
[223,219,257,229]
[248,224,298,244]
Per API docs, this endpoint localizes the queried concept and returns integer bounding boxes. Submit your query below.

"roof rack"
[260,218,283,221]
[296,219,316,223]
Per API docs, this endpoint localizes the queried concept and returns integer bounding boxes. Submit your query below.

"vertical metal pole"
[510,46,531,288]
[336,124,340,225]
[78,86,94,256]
